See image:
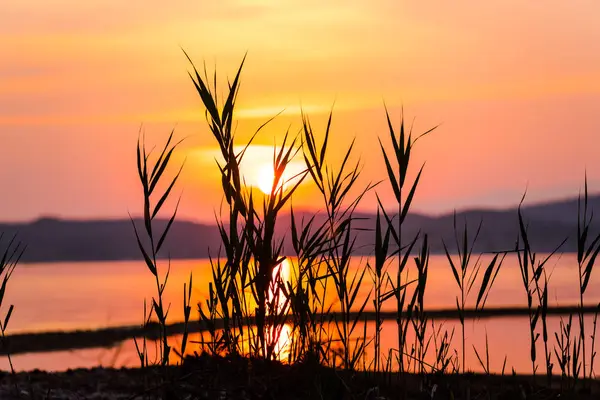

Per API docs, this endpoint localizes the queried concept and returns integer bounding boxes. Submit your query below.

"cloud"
[0,66,55,79]
[234,104,329,119]
[0,1,271,36]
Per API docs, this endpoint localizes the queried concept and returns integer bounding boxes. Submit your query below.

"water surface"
[2,254,599,374]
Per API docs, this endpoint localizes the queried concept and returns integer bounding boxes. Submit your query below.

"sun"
[236,145,306,195]
[193,144,308,195]
[253,161,307,195]
[257,164,277,195]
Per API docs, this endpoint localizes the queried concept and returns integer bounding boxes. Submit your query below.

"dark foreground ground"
[0,353,599,400]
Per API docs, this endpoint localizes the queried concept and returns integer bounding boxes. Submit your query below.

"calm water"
[2,254,600,373]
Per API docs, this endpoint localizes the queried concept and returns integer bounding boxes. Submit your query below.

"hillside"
[1,195,599,262]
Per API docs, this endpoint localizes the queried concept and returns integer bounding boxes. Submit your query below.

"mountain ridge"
[2,194,600,263]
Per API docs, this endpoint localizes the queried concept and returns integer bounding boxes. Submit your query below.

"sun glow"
[268,258,292,312]
[274,258,291,286]
[194,144,308,196]
[244,147,306,195]
[256,164,277,195]
[269,258,293,361]
[254,163,306,195]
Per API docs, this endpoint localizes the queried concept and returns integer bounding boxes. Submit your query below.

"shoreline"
[3,305,598,356]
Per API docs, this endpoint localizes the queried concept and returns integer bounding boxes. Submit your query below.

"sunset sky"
[1,1,600,222]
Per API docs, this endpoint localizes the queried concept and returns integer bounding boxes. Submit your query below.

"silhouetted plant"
[443,215,504,373]
[0,234,25,375]
[132,130,191,367]
[288,207,332,365]
[516,195,565,381]
[368,207,391,372]
[124,51,600,400]
[410,234,430,375]
[555,313,576,390]
[575,175,600,382]
[301,110,374,370]
[431,321,457,374]
[590,303,600,379]
[377,108,435,375]
[187,52,308,361]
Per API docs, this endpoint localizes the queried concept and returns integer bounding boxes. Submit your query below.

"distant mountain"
[0,218,222,263]
[2,195,599,263]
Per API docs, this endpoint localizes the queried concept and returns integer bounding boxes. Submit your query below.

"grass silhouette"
[122,52,600,398]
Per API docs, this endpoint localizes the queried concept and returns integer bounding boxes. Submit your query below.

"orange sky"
[1,1,600,222]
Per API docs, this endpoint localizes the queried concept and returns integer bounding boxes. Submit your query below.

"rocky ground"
[0,353,599,399]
